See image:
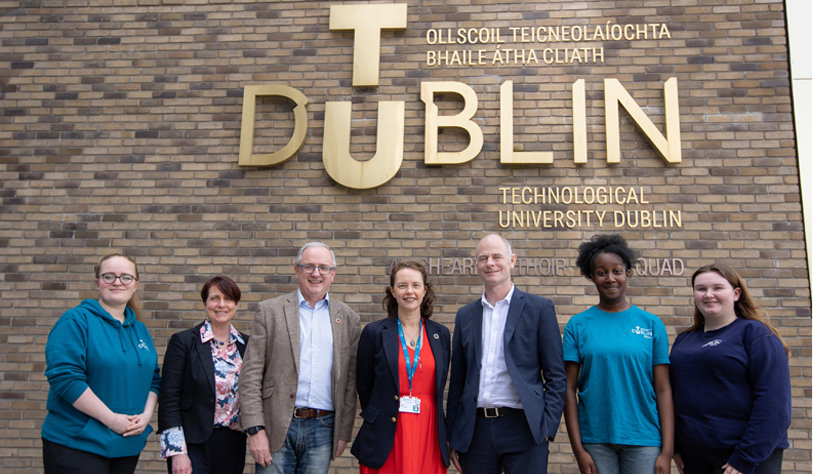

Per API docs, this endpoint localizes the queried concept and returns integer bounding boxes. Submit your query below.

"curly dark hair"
[382,260,436,319]
[575,234,635,279]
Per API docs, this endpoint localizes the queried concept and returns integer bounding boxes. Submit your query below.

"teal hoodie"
[42,299,161,458]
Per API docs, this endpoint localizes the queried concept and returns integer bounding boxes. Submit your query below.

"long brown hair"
[95,253,143,321]
[684,263,789,355]
[383,261,436,319]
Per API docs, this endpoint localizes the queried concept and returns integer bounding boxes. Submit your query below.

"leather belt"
[293,407,333,419]
[477,406,521,418]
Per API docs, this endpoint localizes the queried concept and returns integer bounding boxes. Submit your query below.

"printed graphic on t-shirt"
[702,339,722,348]
[631,326,653,339]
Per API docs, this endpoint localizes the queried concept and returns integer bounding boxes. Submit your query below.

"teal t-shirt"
[563,305,670,446]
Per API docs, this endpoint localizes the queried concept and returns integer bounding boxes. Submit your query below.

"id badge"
[399,396,421,414]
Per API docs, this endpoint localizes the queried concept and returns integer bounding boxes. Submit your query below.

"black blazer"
[350,317,451,469]
[158,321,248,444]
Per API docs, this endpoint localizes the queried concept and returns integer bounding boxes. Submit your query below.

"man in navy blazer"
[446,234,566,474]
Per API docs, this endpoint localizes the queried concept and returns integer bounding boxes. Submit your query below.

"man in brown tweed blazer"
[239,242,361,474]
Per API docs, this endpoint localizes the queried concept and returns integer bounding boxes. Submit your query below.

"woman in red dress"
[351,261,450,474]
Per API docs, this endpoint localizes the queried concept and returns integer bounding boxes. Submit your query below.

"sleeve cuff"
[159,426,188,458]
[727,452,757,474]
[63,381,90,405]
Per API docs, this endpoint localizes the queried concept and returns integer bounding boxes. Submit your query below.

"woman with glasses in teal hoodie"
[42,254,161,474]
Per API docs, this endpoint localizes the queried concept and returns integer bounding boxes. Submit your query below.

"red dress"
[360,325,446,474]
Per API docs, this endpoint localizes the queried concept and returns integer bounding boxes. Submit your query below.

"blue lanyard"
[397,318,422,393]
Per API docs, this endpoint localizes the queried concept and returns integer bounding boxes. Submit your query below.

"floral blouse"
[160,320,245,457]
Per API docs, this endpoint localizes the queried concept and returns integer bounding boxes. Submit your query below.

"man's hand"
[249,429,272,467]
[335,439,347,458]
[450,447,463,473]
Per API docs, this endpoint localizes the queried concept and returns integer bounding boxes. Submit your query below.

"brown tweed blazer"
[239,290,361,458]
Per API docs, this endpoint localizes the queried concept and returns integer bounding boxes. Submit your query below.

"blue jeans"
[256,413,334,474]
[582,443,661,474]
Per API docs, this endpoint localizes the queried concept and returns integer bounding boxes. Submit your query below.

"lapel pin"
[335,318,341,324]
[433,333,439,339]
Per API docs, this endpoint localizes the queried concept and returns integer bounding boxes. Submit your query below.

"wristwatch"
[245,426,264,435]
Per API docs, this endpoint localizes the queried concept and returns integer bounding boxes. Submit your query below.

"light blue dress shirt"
[294,290,334,411]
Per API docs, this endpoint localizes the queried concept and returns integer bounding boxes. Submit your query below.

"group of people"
[41,235,791,474]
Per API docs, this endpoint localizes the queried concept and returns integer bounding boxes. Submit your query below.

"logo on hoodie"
[138,339,149,351]
[702,339,723,348]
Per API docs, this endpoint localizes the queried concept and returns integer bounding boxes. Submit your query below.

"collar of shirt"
[199,319,245,346]
[297,289,330,311]
[480,284,515,310]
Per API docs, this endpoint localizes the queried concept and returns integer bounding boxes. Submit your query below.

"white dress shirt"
[477,284,522,409]
[294,290,334,411]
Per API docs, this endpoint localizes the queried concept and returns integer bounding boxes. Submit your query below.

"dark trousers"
[166,427,247,474]
[42,438,140,474]
[458,410,549,474]
[680,446,783,474]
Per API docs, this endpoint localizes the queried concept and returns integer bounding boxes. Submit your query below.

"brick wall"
[0,0,809,473]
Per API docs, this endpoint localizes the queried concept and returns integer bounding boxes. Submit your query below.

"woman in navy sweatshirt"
[670,264,791,474]
[42,254,161,474]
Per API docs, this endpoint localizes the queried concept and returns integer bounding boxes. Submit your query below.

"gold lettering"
[554,210,564,227]
[500,81,553,164]
[513,211,525,228]
[521,187,533,204]
[422,81,483,165]
[500,187,510,204]
[566,210,577,228]
[499,211,510,228]
[329,4,407,87]
[323,101,405,189]
[670,210,682,227]
[604,78,681,163]
[613,210,624,227]
[239,84,309,167]
[596,210,607,227]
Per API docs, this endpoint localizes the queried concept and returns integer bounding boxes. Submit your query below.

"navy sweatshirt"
[670,318,790,474]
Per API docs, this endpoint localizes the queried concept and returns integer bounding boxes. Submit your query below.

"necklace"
[403,326,420,347]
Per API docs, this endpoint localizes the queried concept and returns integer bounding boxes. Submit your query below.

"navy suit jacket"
[350,317,451,469]
[446,287,566,452]
[158,321,248,444]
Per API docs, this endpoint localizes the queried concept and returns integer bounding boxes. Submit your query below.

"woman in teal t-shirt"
[563,235,674,474]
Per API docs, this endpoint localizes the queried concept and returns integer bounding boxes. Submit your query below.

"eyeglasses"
[296,264,335,274]
[99,273,136,285]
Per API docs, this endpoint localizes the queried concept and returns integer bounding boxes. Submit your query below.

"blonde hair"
[95,254,143,321]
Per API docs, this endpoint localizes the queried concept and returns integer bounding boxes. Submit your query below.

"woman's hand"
[722,463,743,474]
[171,453,193,474]
[122,413,150,437]
[574,449,598,474]
[654,452,671,474]
[672,453,685,474]
[106,412,127,435]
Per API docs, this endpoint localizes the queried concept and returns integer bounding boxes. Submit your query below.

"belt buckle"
[484,407,499,418]
[293,407,307,419]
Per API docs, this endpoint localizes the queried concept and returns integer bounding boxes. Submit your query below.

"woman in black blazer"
[351,261,451,474]
[158,276,249,474]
